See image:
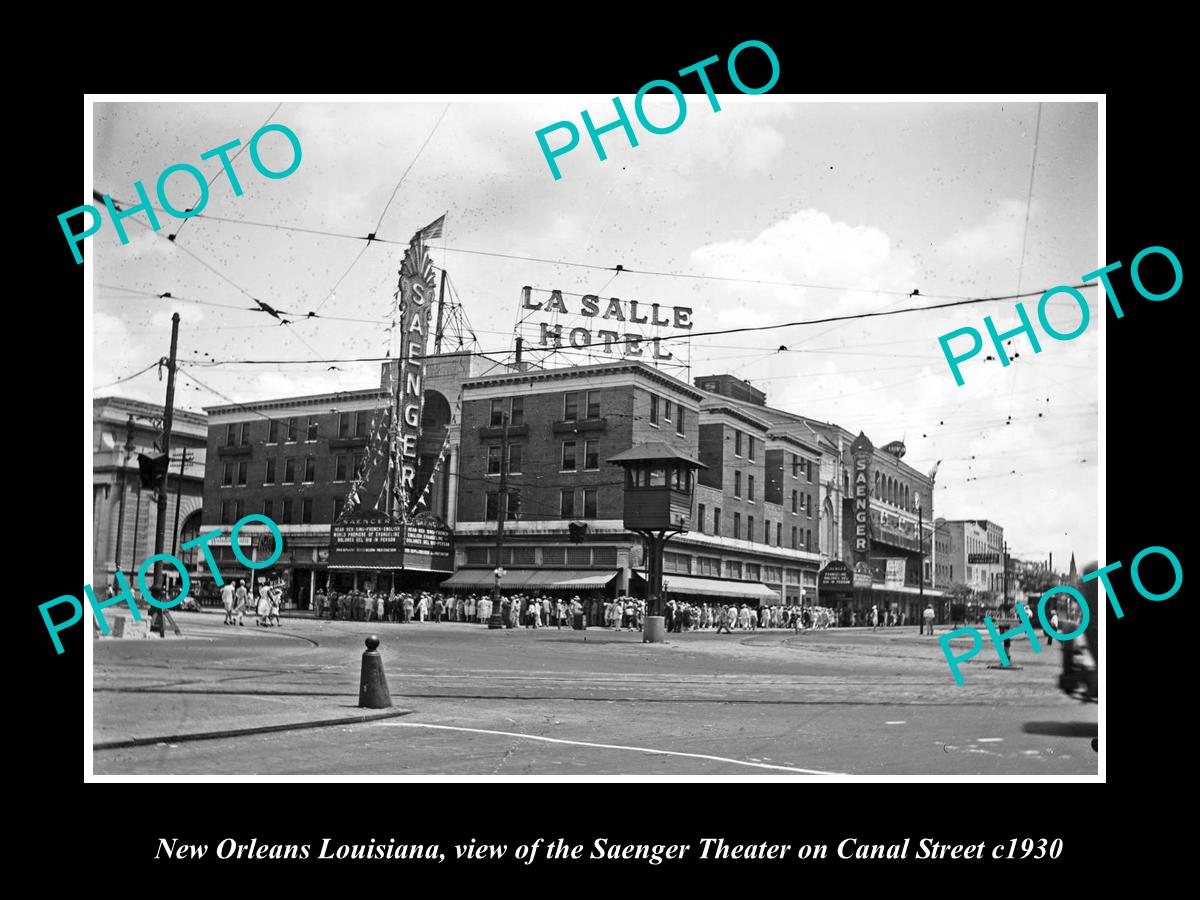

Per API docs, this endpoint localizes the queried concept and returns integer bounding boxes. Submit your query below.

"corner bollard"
[359,635,393,709]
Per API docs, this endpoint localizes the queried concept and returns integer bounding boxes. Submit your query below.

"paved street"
[93,613,1097,775]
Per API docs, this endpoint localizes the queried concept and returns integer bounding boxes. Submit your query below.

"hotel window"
[792,490,798,513]
[649,395,659,426]
[733,512,741,539]
[748,475,755,501]
[806,529,813,551]
[263,499,273,520]
[586,390,600,419]
[264,458,277,485]
[663,399,672,423]
[792,526,798,549]
[748,515,755,542]
[220,500,233,524]
[748,436,755,461]
[584,439,599,471]
[792,454,799,478]
[561,441,577,472]
[807,494,814,518]
[221,462,233,487]
[334,455,347,482]
[286,417,299,443]
[301,498,313,524]
[734,430,742,456]
[806,460,814,482]
[560,489,575,518]
[582,488,597,519]
[485,492,499,521]
[734,471,742,498]
[506,490,521,521]
[268,418,281,444]
[333,497,345,521]
[508,444,523,474]
[355,411,369,438]
[776,522,782,546]
[225,423,237,447]
[236,461,247,486]
[745,563,761,582]
[284,458,296,484]
[487,446,501,476]
[697,503,706,533]
[563,391,579,422]
[675,407,684,436]
[281,499,293,524]
[490,398,506,427]
[726,560,742,579]
[352,453,364,477]
[713,507,722,535]
[303,457,315,483]
[510,396,524,427]
[338,412,351,438]
[306,416,319,441]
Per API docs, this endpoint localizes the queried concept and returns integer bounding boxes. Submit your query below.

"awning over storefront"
[441,569,619,590]
[635,571,778,601]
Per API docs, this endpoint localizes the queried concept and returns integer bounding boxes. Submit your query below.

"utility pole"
[114,414,136,584]
[1002,540,1009,607]
[488,414,510,629]
[151,313,180,633]
[170,449,193,557]
[917,499,924,611]
[434,269,447,354]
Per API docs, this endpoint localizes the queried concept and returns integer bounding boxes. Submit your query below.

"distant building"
[92,397,207,592]
[938,518,1007,603]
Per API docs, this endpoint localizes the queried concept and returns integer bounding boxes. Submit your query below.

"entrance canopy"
[634,571,778,602]
[441,569,619,590]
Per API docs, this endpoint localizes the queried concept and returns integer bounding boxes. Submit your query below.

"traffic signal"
[137,453,168,489]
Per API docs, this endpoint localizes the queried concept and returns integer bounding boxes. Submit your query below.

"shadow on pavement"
[1022,721,1097,738]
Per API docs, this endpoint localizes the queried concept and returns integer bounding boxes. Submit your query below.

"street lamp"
[488,566,507,629]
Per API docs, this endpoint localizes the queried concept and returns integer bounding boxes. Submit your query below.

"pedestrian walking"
[221,581,235,625]
[232,580,247,626]
[922,603,935,636]
[268,583,282,627]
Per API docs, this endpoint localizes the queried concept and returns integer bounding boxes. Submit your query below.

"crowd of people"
[218,579,286,627]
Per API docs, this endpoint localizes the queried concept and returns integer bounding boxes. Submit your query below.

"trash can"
[573,612,585,630]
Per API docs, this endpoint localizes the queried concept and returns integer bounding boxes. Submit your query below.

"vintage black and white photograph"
[86,96,1100,777]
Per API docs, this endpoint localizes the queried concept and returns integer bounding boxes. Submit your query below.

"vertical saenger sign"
[393,215,444,518]
[850,432,874,568]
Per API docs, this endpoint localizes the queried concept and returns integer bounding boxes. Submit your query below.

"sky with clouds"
[91,98,1099,569]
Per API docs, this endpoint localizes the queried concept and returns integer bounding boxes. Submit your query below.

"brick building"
[199,353,508,605]
[92,396,207,592]
[445,361,821,608]
[690,373,942,622]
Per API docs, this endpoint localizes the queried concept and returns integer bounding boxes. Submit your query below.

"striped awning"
[440,569,618,589]
[635,570,778,601]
